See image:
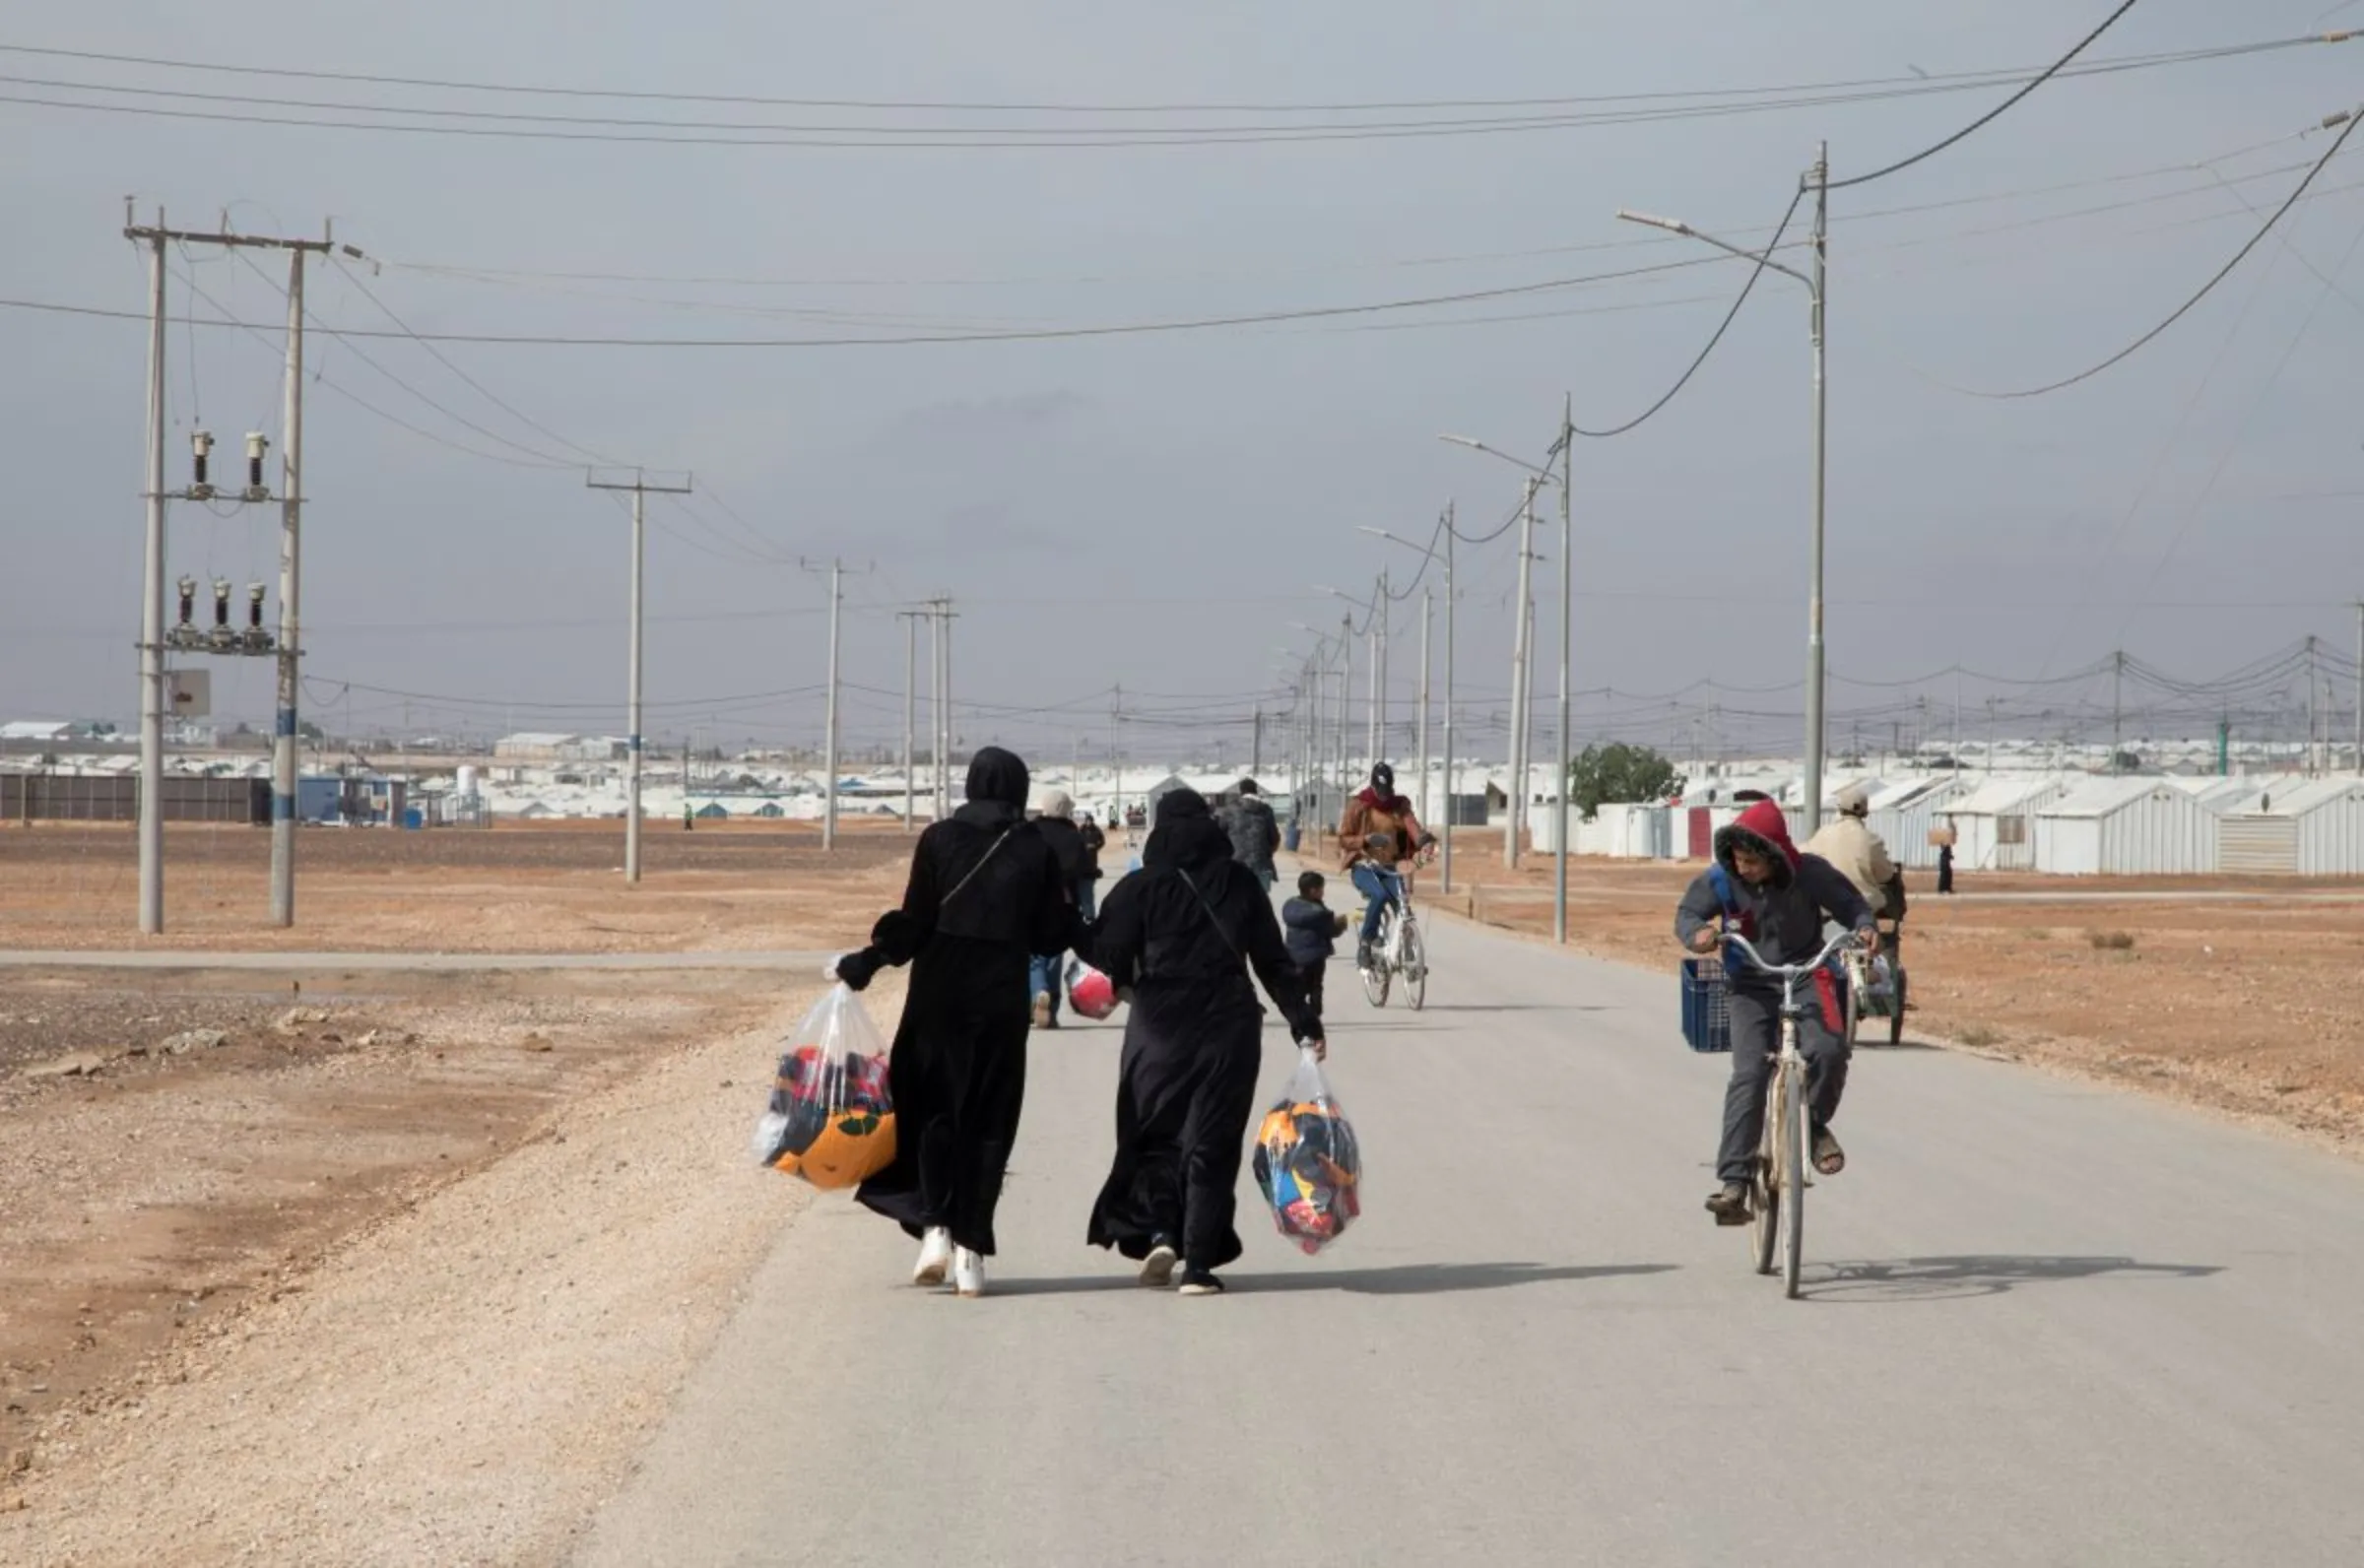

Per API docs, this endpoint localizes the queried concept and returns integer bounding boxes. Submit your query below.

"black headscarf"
[1143,787,1237,882]
[954,746,1030,829]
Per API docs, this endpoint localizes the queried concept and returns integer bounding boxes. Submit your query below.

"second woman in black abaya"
[1081,788,1323,1296]
[831,748,1073,1299]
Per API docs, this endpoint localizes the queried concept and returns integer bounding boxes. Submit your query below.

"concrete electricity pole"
[1442,505,1458,894]
[1553,392,1574,947]
[898,610,921,830]
[587,469,694,884]
[125,207,351,932]
[1416,584,1432,832]
[802,557,872,849]
[1506,479,1539,868]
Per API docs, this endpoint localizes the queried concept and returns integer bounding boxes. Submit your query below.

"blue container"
[1679,958,1731,1053]
[1283,822,1302,853]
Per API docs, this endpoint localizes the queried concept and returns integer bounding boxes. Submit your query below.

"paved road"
[575,910,2364,1567]
[0,948,834,972]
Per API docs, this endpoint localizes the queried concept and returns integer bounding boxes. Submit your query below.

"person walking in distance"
[1079,788,1323,1296]
[1217,777,1281,892]
[1937,837,1956,895]
[1674,800,1877,1226]
[1026,787,1090,1030]
[1281,870,1348,1032]
[1337,762,1432,972]
[831,749,1077,1298]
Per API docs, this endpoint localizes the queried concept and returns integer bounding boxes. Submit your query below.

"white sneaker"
[913,1227,952,1287]
[952,1247,985,1298]
[1138,1242,1178,1288]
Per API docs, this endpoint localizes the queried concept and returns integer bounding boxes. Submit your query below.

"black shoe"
[1355,942,1375,971]
[1177,1269,1226,1296]
[1705,1182,1753,1226]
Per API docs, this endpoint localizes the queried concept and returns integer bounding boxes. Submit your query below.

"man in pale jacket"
[1803,784,1898,917]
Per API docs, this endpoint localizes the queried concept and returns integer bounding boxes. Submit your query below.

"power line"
[1828,0,2149,190]
[327,255,625,467]
[0,34,2321,120]
[0,35,2336,152]
[1574,185,1807,438]
[1934,104,2363,398]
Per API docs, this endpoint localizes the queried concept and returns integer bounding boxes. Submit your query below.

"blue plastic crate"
[1679,958,1731,1053]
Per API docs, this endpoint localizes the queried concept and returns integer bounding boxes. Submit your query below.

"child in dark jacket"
[1282,871,1350,1027]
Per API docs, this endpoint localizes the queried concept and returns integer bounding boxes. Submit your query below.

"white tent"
[1939,776,2067,872]
[2033,777,2217,876]
[2217,778,2364,876]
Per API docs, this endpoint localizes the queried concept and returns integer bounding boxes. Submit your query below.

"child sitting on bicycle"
[1337,762,1435,972]
[1674,799,1878,1227]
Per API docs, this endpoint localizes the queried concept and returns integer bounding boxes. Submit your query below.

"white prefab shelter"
[2033,778,2218,877]
[1867,776,1966,871]
[1939,776,2067,872]
[2216,779,2364,876]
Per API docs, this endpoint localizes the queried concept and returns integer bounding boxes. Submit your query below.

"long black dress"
[1081,788,1320,1275]
[844,749,1072,1257]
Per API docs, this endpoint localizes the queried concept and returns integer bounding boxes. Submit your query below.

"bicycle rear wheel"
[1779,1057,1806,1299]
[1360,911,1392,1007]
[1400,917,1426,1011]
[1888,968,1908,1045]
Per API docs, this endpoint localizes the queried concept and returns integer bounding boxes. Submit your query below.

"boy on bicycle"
[1674,799,1877,1226]
[1337,762,1433,972]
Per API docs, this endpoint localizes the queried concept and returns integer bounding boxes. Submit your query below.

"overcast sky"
[3,1,2362,763]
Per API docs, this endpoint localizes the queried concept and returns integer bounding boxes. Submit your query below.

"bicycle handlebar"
[1721,925,1862,981]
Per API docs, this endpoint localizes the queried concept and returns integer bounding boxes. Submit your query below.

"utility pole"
[1111,684,1123,823]
[1553,392,1574,946]
[1374,567,1390,764]
[1505,479,1539,868]
[1441,504,1459,895]
[1416,584,1432,832]
[2111,650,2125,772]
[2354,601,2362,776]
[126,208,350,931]
[1802,139,1831,838]
[1339,612,1355,789]
[1251,705,1264,780]
[898,610,919,830]
[133,215,166,936]
[586,469,694,885]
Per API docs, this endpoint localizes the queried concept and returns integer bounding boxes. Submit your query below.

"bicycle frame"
[1721,926,1862,1299]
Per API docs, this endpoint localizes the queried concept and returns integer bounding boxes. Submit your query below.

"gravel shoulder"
[0,973,904,1566]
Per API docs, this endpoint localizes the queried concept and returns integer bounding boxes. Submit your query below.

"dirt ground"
[0,817,916,952]
[0,820,913,1560]
[1429,847,2364,1154]
[6,817,2364,1559]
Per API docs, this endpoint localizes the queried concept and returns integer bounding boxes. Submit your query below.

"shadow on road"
[992,1261,1675,1299]
[1806,1254,2224,1303]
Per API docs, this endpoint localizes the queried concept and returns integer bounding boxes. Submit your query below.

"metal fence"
[0,773,270,824]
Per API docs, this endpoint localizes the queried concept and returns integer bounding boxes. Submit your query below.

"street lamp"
[1617,141,1831,836]
[1439,420,1576,946]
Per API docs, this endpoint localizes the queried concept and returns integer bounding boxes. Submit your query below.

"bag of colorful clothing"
[1253,1047,1362,1254]
[749,984,895,1191]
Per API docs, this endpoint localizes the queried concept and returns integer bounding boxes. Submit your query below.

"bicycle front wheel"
[1780,1057,1807,1299]
[1400,917,1426,1011]
[1361,913,1392,1008]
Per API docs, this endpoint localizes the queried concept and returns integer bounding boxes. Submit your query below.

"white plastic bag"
[1252,1047,1363,1255]
[749,984,895,1191]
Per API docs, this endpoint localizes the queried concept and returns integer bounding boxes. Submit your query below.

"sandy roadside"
[0,973,906,1567]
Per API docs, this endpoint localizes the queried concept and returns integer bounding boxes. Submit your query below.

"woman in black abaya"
[832,748,1073,1298]
[1081,787,1324,1296]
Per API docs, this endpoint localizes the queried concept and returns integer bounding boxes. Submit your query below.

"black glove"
[833,947,886,993]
